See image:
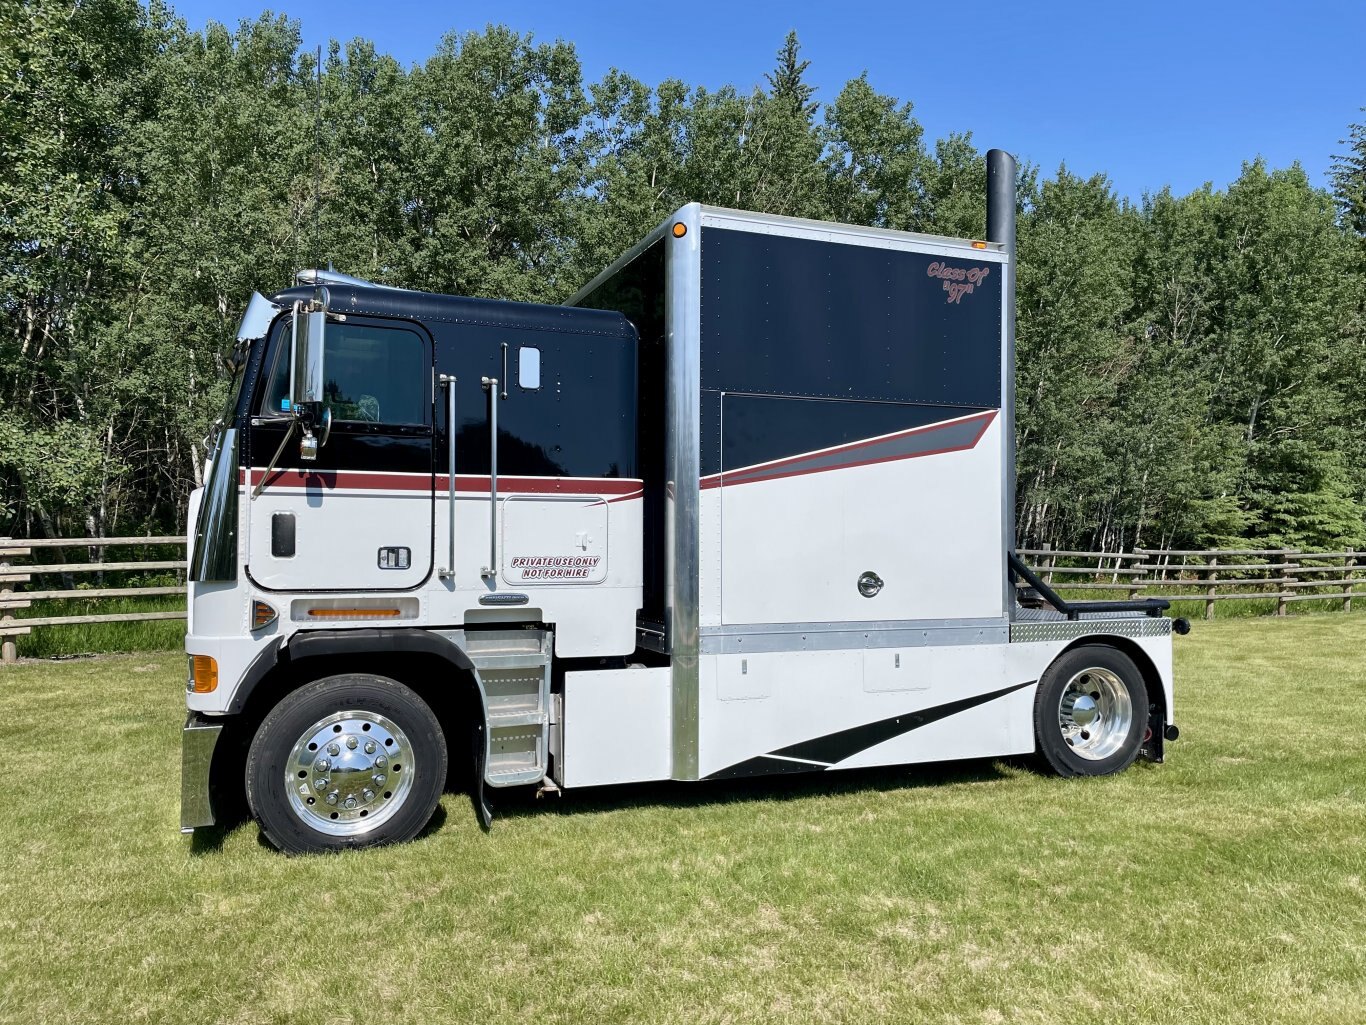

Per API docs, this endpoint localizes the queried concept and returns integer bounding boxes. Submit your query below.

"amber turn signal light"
[672,222,687,238]
[971,240,988,249]
[305,607,402,619]
[251,600,278,630]
[191,655,218,694]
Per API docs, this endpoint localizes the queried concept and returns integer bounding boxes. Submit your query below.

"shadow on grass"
[486,757,1018,823]
[188,759,1023,851]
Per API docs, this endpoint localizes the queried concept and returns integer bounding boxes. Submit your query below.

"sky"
[167,0,1365,202]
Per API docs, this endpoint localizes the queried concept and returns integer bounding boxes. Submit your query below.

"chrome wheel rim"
[1058,667,1131,761]
[285,710,414,836]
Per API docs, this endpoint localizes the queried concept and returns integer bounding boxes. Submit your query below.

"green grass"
[2,617,1365,1023]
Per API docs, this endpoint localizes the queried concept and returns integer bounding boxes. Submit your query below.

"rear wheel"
[246,674,447,854]
[1034,645,1145,777]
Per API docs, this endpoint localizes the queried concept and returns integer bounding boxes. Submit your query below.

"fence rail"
[1,537,1363,662]
[1,536,189,663]
[1020,545,1364,619]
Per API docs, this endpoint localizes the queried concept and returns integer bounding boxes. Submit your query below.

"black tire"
[1033,645,1146,778]
[246,674,447,854]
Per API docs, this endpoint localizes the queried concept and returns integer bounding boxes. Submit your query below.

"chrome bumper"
[180,713,224,833]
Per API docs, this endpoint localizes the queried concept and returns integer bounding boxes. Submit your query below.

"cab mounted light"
[305,607,402,619]
[251,600,278,630]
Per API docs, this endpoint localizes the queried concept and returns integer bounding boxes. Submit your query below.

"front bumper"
[180,713,225,832]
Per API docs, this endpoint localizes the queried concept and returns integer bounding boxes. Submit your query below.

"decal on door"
[500,494,610,585]
[507,555,602,580]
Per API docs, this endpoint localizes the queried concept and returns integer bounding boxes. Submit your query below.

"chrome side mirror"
[290,287,332,462]
[290,297,327,408]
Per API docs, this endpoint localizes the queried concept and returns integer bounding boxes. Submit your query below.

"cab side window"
[262,322,429,425]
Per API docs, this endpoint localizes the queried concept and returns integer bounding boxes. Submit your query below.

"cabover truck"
[182,150,1182,854]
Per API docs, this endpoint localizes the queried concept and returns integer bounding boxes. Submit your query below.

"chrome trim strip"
[668,203,703,780]
[180,714,224,832]
[1010,618,1173,643]
[700,619,1010,655]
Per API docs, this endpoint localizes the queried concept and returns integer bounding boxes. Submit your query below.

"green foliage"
[2,12,1364,552]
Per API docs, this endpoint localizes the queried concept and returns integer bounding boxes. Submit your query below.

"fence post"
[1,539,33,664]
[1205,554,1218,621]
[1043,542,1054,586]
[1276,550,1294,617]
[1346,554,1357,614]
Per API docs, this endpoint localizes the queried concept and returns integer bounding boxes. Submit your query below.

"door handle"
[438,374,457,581]
[480,375,499,579]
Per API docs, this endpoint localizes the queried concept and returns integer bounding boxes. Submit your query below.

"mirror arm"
[251,420,297,500]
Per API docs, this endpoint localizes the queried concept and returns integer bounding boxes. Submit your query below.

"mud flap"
[472,718,493,830]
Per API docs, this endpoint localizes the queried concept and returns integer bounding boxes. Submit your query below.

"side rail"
[1018,546,1366,620]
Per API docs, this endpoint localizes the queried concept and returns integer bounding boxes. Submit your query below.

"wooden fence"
[1020,546,1363,620]
[1,538,1363,662]
[1,536,187,663]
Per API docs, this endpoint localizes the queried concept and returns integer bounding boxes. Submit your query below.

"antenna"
[312,43,323,276]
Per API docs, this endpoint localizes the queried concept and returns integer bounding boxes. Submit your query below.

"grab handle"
[480,376,499,578]
[438,374,457,580]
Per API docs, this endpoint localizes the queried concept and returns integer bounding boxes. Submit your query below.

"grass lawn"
[2,617,1364,1024]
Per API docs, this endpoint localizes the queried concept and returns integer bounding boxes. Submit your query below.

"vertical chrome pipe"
[438,374,457,580]
[481,376,499,578]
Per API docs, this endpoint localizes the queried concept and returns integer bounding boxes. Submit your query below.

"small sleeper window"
[518,347,541,390]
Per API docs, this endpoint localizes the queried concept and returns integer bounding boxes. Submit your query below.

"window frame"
[254,315,434,432]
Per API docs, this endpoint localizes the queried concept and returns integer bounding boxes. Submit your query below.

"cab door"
[246,316,435,592]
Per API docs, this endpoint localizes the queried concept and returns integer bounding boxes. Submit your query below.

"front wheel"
[1033,645,1146,778]
[246,674,447,854]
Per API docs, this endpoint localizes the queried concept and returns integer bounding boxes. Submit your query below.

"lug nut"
[325,792,339,806]
[314,777,329,791]
[375,755,387,769]
[373,773,387,785]
[343,796,358,810]
[345,736,358,750]
[315,758,330,773]
[364,740,376,755]
[327,743,340,756]
[362,789,375,802]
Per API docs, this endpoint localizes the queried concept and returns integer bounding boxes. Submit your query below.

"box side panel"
[562,666,673,788]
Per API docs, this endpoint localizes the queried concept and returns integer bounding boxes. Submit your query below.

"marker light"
[305,608,402,619]
[971,241,988,249]
[252,600,278,630]
[672,222,688,238]
[191,655,218,694]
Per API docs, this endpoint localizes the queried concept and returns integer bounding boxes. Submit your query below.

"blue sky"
[168,0,1364,202]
